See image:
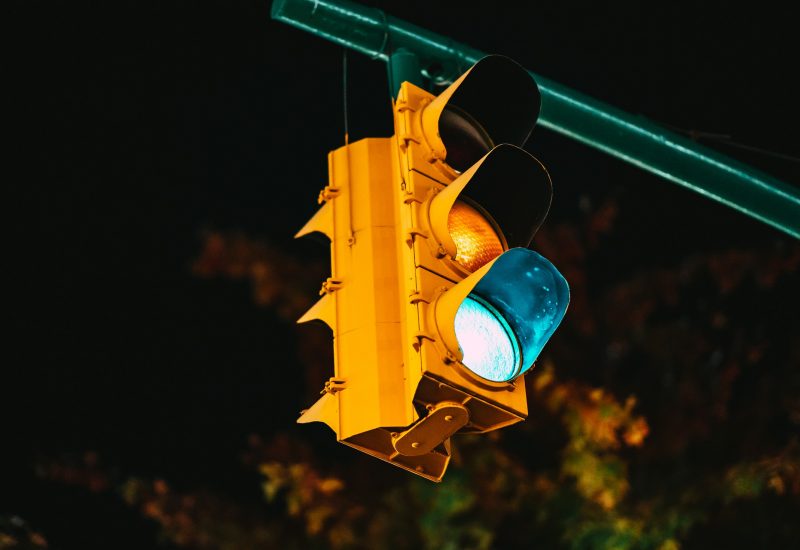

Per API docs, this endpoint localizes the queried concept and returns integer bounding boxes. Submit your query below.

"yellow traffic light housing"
[296,55,569,482]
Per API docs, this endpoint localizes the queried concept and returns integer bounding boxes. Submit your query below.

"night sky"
[6,0,798,546]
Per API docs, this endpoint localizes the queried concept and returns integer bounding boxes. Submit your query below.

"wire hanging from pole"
[342,48,350,145]
[657,120,800,165]
[341,47,355,244]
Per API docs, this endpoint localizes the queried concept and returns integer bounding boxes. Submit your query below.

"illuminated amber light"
[447,200,504,272]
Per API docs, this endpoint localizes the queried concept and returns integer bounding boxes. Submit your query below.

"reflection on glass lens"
[454,295,520,382]
[439,106,493,172]
[448,200,504,272]
[468,248,570,378]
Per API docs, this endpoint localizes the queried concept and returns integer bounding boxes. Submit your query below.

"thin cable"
[658,120,800,164]
[706,138,800,164]
[340,47,355,244]
[386,58,398,108]
[342,48,349,145]
[386,48,396,105]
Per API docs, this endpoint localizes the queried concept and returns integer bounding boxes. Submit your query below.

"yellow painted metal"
[392,401,469,456]
[297,137,453,481]
[297,59,544,482]
[297,138,410,434]
[297,389,339,432]
[419,65,473,180]
[427,152,506,268]
[428,256,499,366]
[393,79,531,431]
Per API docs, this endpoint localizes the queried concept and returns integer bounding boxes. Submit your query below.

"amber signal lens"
[447,200,504,272]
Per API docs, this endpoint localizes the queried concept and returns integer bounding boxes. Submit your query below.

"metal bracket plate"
[392,401,469,456]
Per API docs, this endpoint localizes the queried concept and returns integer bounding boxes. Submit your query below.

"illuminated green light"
[454,295,520,382]
[454,248,570,381]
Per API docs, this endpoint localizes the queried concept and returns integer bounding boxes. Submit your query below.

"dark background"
[6,0,798,547]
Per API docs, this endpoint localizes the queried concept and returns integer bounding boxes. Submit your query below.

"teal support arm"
[272,0,800,239]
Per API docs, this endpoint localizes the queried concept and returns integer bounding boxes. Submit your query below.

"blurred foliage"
[0,516,48,549]
[33,368,800,549]
[30,200,800,547]
[192,231,322,322]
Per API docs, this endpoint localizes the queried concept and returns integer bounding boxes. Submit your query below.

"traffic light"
[296,55,569,481]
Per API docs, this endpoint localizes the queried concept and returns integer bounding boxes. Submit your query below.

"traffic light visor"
[422,55,541,173]
[428,145,553,273]
[438,105,494,173]
[437,248,569,382]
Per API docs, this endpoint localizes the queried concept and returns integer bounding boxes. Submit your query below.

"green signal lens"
[453,249,570,381]
[454,295,521,382]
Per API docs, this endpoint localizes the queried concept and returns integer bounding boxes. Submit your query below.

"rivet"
[411,442,420,448]
[444,415,453,422]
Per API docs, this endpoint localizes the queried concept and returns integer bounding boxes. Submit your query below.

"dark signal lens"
[439,105,494,173]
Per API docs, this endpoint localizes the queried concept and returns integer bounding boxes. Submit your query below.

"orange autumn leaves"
[534,364,650,510]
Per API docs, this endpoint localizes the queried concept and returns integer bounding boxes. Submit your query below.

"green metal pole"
[271,0,800,239]
[387,48,422,97]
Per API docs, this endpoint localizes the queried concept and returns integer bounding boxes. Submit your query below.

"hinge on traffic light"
[411,331,436,352]
[400,179,424,204]
[405,228,428,247]
[319,277,343,295]
[321,377,347,395]
[403,191,424,205]
[442,351,459,365]
[409,291,429,305]
[317,185,341,203]
[395,96,413,113]
[395,97,422,151]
